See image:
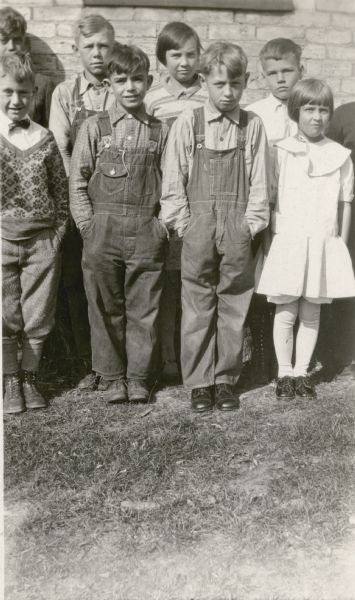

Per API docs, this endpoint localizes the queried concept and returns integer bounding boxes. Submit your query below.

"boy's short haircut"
[73,14,115,45]
[0,7,27,38]
[156,21,202,66]
[0,52,35,86]
[288,78,333,122]
[106,44,150,77]
[200,42,248,78]
[259,38,302,67]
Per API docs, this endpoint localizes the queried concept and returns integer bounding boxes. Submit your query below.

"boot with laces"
[3,373,25,414]
[22,370,47,409]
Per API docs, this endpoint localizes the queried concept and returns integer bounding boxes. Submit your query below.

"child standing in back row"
[257,79,355,400]
[246,38,303,384]
[145,22,207,382]
[49,15,116,384]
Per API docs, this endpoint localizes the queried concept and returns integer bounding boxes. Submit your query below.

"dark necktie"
[8,119,31,133]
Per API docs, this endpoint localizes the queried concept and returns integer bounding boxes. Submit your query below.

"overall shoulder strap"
[193,106,205,143]
[96,112,112,138]
[148,115,162,144]
[237,108,248,149]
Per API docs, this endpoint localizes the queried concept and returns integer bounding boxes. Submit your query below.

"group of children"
[1,9,355,415]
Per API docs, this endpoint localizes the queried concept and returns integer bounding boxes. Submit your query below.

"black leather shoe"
[215,383,240,411]
[191,387,214,413]
[295,375,316,398]
[3,373,25,414]
[22,371,47,409]
[275,376,295,399]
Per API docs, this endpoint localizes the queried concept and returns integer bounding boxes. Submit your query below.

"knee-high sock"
[294,299,320,377]
[273,301,298,377]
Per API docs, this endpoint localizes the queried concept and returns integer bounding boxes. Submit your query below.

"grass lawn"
[4,372,355,600]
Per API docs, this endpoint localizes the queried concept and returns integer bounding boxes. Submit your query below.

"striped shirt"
[145,73,208,123]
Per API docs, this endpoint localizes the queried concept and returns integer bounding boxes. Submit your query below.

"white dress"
[257,135,355,304]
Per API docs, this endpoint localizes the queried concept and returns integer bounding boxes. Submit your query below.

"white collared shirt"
[247,93,298,147]
[0,110,48,150]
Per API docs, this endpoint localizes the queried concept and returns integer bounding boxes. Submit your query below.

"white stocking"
[273,301,298,377]
[294,299,321,377]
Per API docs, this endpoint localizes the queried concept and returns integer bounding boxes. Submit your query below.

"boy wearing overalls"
[69,44,169,403]
[161,42,270,412]
[49,15,115,383]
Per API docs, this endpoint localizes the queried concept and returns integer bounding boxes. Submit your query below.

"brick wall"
[4,0,355,106]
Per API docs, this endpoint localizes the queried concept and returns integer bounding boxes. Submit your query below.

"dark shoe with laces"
[275,376,295,400]
[295,375,316,399]
[215,383,240,411]
[77,371,101,391]
[191,387,214,413]
[97,378,128,403]
[3,373,26,414]
[22,370,47,409]
[127,380,150,404]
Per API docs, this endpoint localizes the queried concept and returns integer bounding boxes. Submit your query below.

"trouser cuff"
[21,338,45,372]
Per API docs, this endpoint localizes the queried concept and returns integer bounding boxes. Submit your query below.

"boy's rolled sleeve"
[245,115,270,237]
[160,111,195,237]
[49,85,72,176]
[69,118,99,236]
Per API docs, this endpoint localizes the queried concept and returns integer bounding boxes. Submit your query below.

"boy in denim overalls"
[69,45,169,404]
[161,42,270,412]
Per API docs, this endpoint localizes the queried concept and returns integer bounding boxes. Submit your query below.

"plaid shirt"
[69,103,169,234]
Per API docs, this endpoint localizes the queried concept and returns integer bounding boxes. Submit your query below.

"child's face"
[0,32,26,57]
[109,69,153,112]
[165,38,199,86]
[201,64,248,113]
[298,103,330,141]
[262,54,303,102]
[73,29,114,79]
[0,72,33,121]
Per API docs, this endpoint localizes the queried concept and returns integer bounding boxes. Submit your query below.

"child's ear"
[104,77,111,87]
[147,74,153,90]
[244,71,250,87]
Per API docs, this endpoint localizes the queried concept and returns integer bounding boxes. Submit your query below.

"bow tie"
[8,119,31,132]
[92,82,106,91]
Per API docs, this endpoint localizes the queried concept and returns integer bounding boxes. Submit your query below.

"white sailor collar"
[276,134,351,176]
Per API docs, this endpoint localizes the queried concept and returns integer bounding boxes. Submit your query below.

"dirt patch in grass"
[4,377,355,600]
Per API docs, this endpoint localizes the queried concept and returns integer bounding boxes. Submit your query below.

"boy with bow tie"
[1,53,69,414]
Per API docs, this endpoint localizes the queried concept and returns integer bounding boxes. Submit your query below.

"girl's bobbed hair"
[288,78,334,123]
[156,22,202,66]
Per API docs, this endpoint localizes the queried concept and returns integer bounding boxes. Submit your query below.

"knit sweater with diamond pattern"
[0,132,69,241]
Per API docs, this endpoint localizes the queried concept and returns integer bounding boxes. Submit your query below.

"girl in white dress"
[257,79,355,399]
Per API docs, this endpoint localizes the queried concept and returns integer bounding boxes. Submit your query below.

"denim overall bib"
[181,107,254,388]
[82,113,167,381]
[61,77,108,362]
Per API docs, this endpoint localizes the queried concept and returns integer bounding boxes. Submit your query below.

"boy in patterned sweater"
[1,54,69,414]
